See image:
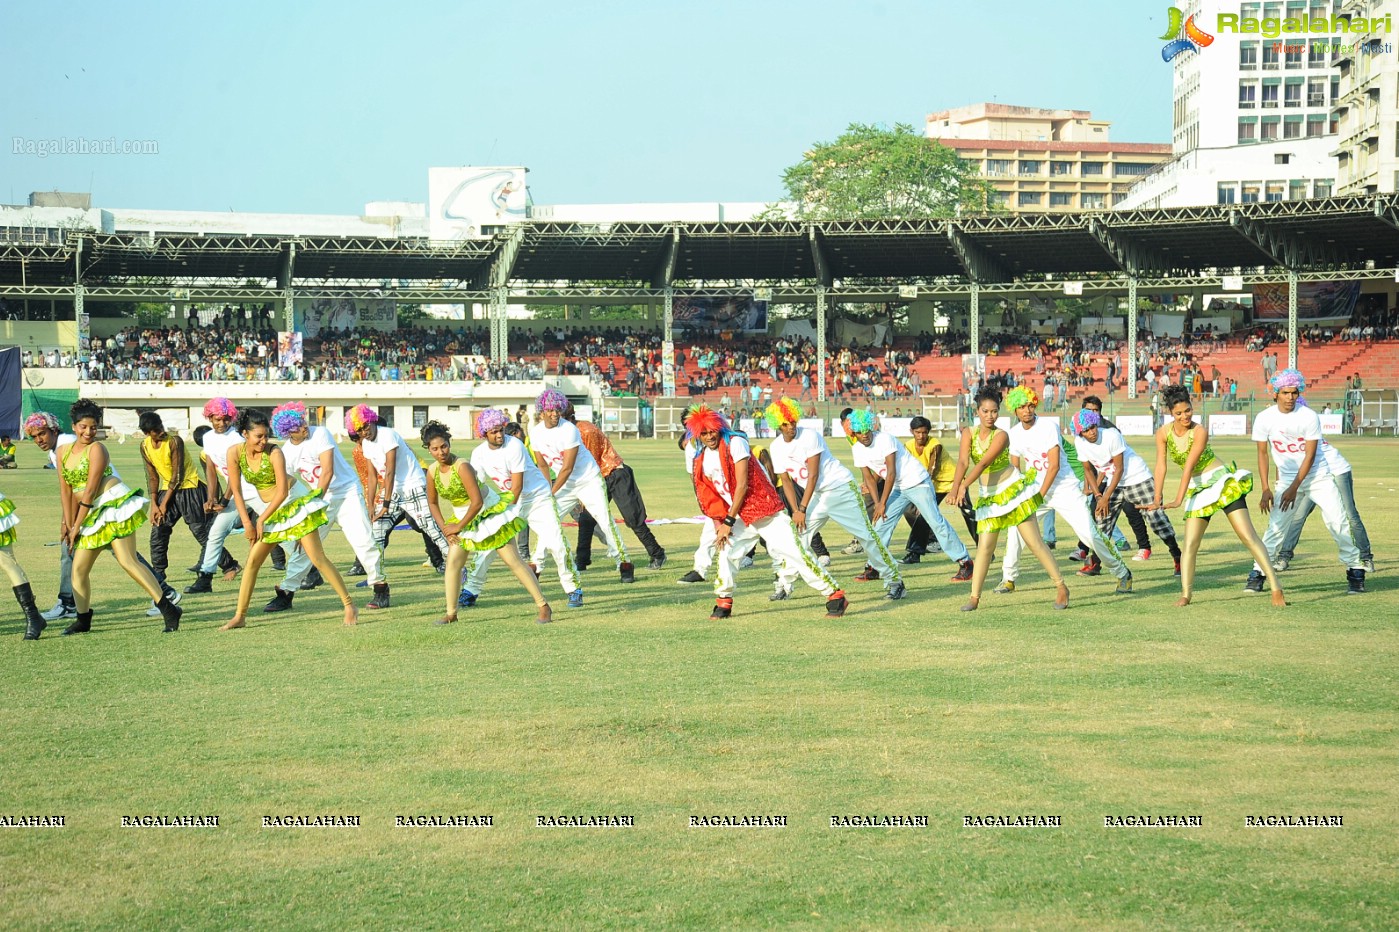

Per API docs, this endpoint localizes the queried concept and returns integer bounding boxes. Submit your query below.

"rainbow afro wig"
[270,402,308,439]
[847,409,878,435]
[764,397,803,429]
[475,408,510,437]
[1269,368,1306,394]
[23,411,59,433]
[684,404,728,441]
[344,404,379,435]
[203,397,238,420]
[536,388,569,413]
[1005,386,1040,411]
[1070,409,1101,436]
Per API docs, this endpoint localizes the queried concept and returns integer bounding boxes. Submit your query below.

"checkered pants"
[372,485,452,559]
[1099,478,1177,544]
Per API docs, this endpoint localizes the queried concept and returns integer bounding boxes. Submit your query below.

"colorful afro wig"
[536,388,569,412]
[1269,368,1306,394]
[1070,409,1101,436]
[202,397,238,420]
[1005,386,1040,411]
[23,411,59,433]
[847,409,878,435]
[475,408,510,437]
[764,397,803,429]
[344,404,379,435]
[684,404,728,441]
[270,402,308,439]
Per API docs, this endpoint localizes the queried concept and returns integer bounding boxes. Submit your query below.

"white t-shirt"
[768,427,853,494]
[1317,438,1352,476]
[203,428,243,486]
[699,435,751,505]
[529,420,601,487]
[851,430,927,492]
[283,425,357,496]
[471,435,551,502]
[682,441,700,476]
[362,426,427,493]
[48,432,77,468]
[1073,426,1152,488]
[1008,417,1078,494]
[1252,405,1327,484]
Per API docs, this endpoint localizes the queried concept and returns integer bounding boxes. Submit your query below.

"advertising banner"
[428,166,527,240]
[673,296,768,333]
[294,298,397,338]
[1252,281,1361,320]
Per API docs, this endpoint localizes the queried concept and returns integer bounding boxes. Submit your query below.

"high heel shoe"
[1052,582,1070,610]
[536,603,553,624]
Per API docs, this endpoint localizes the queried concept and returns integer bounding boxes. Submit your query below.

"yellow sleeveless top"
[141,435,201,491]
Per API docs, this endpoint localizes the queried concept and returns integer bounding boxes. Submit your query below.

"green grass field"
[2,434,1397,929]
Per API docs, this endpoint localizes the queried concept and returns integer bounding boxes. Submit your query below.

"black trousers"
[904,489,980,553]
[576,464,664,564]
[149,485,236,583]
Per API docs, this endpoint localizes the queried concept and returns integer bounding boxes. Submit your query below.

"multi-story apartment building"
[1332,0,1399,193]
[926,104,1172,212]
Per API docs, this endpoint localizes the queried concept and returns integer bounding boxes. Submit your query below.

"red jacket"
[693,437,784,526]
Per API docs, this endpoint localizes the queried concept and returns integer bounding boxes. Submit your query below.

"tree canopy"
[776,122,997,220]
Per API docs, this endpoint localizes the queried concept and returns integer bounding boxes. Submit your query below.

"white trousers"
[282,486,383,589]
[716,512,836,600]
[466,492,579,595]
[778,480,901,592]
[1256,472,1361,570]
[1004,481,1128,582]
[692,518,718,576]
[534,476,628,569]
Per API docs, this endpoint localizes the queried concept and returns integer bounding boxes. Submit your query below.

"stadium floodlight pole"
[816,287,827,402]
[1126,277,1138,399]
[1287,269,1298,368]
[969,280,980,358]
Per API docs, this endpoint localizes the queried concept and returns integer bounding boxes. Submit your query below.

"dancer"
[0,489,46,639]
[949,388,1068,612]
[265,403,384,612]
[900,415,979,563]
[22,412,77,622]
[675,428,717,585]
[1069,408,1183,576]
[763,397,904,600]
[1248,369,1366,594]
[999,387,1133,595]
[1271,429,1373,573]
[848,409,974,582]
[461,408,583,608]
[528,389,634,583]
[58,400,183,634]
[1144,385,1285,607]
[1081,396,1144,559]
[184,398,263,595]
[220,409,356,630]
[686,405,846,618]
[349,404,454,609]
[568,403,667,572]
[421,420,549,625]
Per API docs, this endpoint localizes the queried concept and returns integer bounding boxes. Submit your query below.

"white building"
[1119,0,1352,208]
[1332,0,1399,194]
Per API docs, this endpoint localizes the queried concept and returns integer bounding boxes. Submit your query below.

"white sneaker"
[1363,558,1375,574]
[739,555,755,570]
[1271,557,1289,572]
[146,601,162,617]
[841,540,864,555]
[40,601,76,622]
[818,555,831,567]
[1132,548,1151,562]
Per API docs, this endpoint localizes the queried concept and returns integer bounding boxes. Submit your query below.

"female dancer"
[949,388,1068,612]
[58,400,182,634]
[421,419,549,625]
[1145,385,1285,607]
[1,489,47,639]
[221,409,356,630]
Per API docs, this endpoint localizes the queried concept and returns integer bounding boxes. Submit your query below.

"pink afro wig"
[475,408,510,436]
[344,404,378,435]
[202,397,238,420]
[536,388,569,412]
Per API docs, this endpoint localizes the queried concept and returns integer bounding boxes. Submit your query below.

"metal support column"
[661,287,675,398]
[74,236,88,361]
[1287,270,1298,368]
[490,288,508,365]
[1127,277,1139,399]
[969,282,980,358]
[282,241,296,333]
[816,287,828,403]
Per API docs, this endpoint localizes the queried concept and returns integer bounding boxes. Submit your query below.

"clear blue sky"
[2,0,1178,214]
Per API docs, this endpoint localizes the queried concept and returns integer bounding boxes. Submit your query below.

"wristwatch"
[722,515,736,527]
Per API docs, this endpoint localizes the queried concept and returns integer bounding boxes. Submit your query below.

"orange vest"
[693,437,784,526]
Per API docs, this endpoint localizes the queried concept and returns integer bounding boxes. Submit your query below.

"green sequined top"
[969,429,1010,473]
[431,460,471,507]
[239,448,277,490]
[1166,425,1217,475]
[60,447,114,490]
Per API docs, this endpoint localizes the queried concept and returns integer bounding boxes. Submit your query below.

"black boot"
[63,610,93,636]
[368,582,391,610]
[184,572,213,594]
[271,548,286,572]
[299,567,323,591]
[263,587,295,613]
[347,559,366,577]
[16,583,44,640]
[156,595,182,632]
[1346,568,1367,595]
[619,561,635,584]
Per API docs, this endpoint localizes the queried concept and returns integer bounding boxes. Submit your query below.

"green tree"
[776,122,998,219]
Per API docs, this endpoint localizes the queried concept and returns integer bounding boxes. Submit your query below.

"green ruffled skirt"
[1183,463,1253,520]
[0,493,19,548]
[75,482,148,550]
[448,487,525,552]
[973,467,1044,534]
[261,480,329,544]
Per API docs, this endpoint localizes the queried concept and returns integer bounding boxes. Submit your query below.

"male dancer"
[568,402,667,572]
[139,411,237,593]
[22,412,76,621]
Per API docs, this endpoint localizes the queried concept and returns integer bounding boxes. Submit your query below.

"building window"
[1242,183,1261,203]
[1261,119,1281,141]
[989,190,1010,208]
[1239,120,1258,143]
[1114,162,1153,177]
[1309,40,1329,68]
[1284,119,1302,139]
[1081,161,1104,175]
[1262,82,1280,108]
[1289,180,1308,200]
[1049,192,1074,207]
[1275,153,1291,164]
[1218,184,1238,204]
[1018,191,1043,206]
[1082,193,1106,209]
[1262,42,1280,69]
[1239,82,1257,109]
[1284,80,1303,108]
[1018,160,1042,175]
[1266,182,1286,202]
[1049,161,1073,176]
[987,158,1012,176]
[379,407,395,428]
[1240,41,1259,70]
[1306,115,1326,136]
[1314,179,1333,197]
[1285,43,1304,69]
[1308,79,1327,107]
[1242,2,1261,18]
[1331,75,1340,102]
